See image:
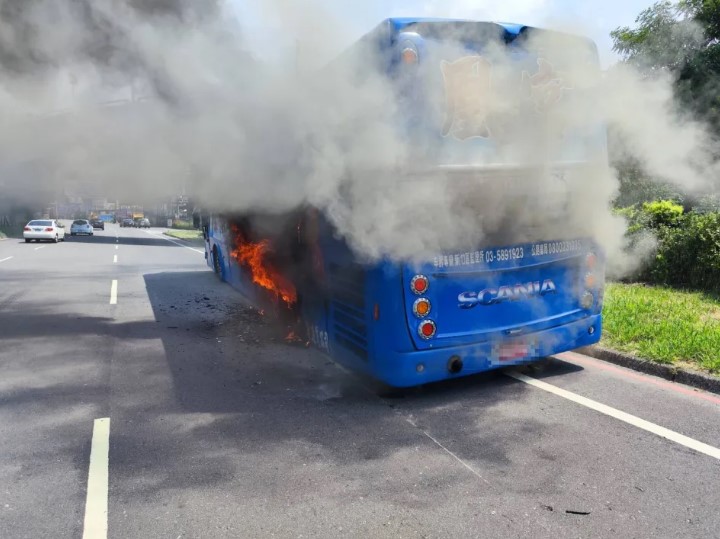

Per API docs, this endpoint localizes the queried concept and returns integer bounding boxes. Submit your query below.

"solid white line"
[144,230,205,254]
[82,417,110,539]
[0,256,12,263]
[109,280,117,305]
[34,245,46,251]
[113,255,117,264]
[508,372,720,461]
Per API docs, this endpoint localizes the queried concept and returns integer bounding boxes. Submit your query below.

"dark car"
[120,218,134,228]
[90,219,105,230]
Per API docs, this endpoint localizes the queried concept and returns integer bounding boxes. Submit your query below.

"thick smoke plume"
[0,1,718,271]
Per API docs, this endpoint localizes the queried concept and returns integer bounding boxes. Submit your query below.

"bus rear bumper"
[376,314,602,387]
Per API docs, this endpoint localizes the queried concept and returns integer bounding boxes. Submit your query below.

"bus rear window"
[403,22,509,44]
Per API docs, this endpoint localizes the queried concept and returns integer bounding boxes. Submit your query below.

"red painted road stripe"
[557,351,720,406]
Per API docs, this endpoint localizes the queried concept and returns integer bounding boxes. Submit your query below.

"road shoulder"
[578,345,720,395]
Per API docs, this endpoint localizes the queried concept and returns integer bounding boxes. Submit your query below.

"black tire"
[25,239,30,243]
[212,247,222,279]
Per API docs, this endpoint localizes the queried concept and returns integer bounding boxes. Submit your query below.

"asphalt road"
[1,223,719,539]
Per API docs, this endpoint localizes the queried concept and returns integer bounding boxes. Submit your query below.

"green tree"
[610,1,703,74]
[610,1,720,204]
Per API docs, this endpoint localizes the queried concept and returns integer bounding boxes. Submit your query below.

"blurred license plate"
[491,340,538,363]
[33,228,41,231]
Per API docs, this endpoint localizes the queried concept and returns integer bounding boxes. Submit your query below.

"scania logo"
[458,279,557,308]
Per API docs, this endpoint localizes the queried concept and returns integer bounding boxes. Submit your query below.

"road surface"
[1,224,719,538]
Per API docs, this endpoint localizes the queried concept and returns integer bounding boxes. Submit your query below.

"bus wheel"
[212,247,222,279]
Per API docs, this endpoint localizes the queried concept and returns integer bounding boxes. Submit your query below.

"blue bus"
[203,18,606,387]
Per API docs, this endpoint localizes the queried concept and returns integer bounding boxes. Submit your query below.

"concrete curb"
[577,345,720,395]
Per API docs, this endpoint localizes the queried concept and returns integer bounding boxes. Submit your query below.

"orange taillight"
[413,298,431,318]
[401,47,418,64]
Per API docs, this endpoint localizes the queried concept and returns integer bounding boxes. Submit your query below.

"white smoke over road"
[0,0,717,272]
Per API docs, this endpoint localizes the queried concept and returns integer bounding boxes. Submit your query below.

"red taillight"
[418,320,436,340]
[24,226,31,231]
[45,227,53,232]
[410,275,429,295]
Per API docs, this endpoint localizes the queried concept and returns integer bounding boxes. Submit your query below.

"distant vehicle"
[23,220,66,243]
[90,218,105,230]
[136,218,150,228]
[121,218,134,228]
[70,219,94,236]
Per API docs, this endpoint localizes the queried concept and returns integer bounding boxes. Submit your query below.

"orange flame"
[230,227,297,305]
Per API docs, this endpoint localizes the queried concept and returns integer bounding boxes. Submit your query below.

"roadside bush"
[613,199,684,234]
[641,200,684,229]
[649,212,720,291]
[615,201,720,292]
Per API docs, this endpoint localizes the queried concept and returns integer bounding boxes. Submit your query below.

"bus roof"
[356,18,596,50]
[387,17,526,35]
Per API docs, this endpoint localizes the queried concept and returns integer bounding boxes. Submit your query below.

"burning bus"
[203,18,607,387]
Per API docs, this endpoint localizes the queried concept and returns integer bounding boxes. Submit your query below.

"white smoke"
[0,0,717,272]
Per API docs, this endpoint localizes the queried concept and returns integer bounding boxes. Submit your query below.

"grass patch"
[601,283,720,373]
[171,219,196,230]
[164,229,202,241]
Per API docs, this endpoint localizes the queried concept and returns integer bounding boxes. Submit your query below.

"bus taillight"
[584,273,596,289]
[413,298,431,318]
[418,320,436,339]
[586,252,597,269]
[410,275,429,295]
[401,42,418,64]
[580,291,594,310]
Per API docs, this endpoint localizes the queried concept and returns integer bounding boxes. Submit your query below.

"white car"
[23,220,66,243]
[70,219,94,236]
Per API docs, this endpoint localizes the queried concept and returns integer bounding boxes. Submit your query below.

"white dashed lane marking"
[109,280,117,305]
[508,372,720,461]
[82,418,110,539]
[0,256,13,263]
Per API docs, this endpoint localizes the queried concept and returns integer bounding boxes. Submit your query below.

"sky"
[227,0,656,68]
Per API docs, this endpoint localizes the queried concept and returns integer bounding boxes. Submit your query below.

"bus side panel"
[301,216,377,378]
[294,209,422,378]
